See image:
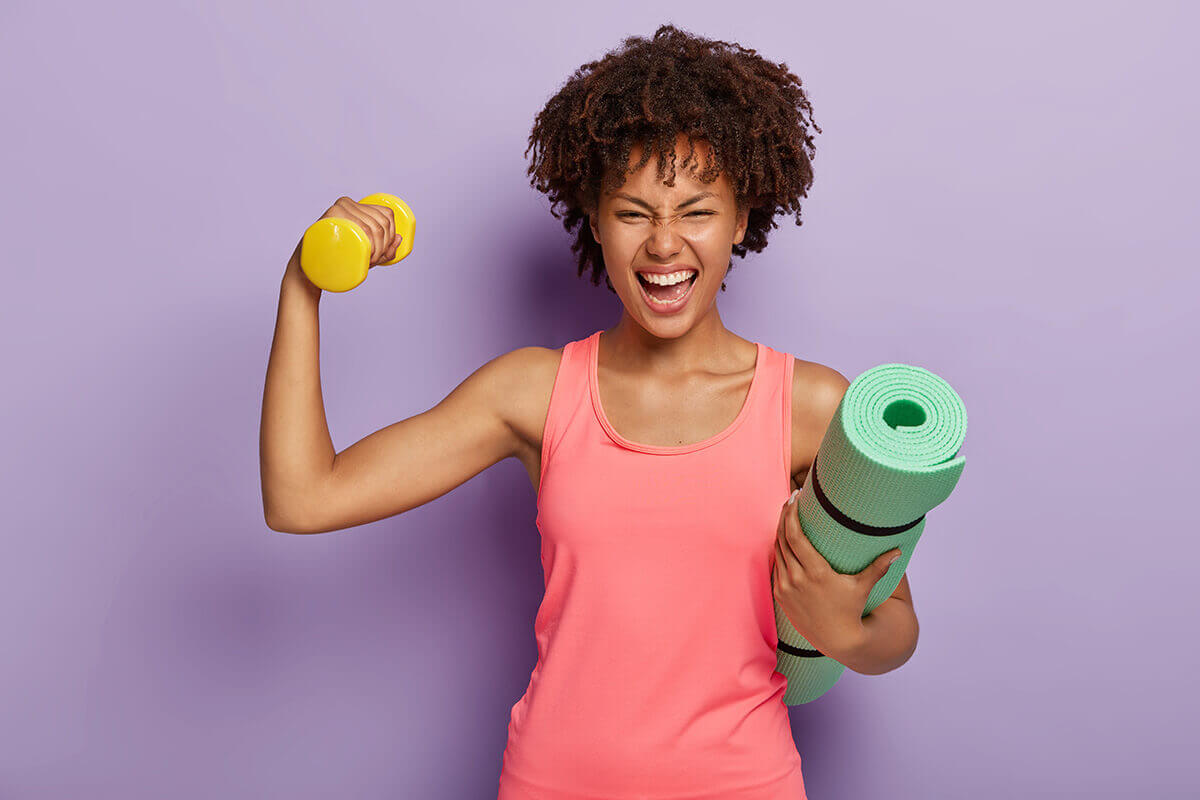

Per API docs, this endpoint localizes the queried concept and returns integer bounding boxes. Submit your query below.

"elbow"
[264,510,291,533]
[890,623,919,674]
[264,506,310,534]
[262,483,317,534]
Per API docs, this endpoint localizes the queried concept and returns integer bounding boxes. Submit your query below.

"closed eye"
[616,210,716,219]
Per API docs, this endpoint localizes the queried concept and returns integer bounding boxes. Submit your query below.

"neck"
[605,306,742,376]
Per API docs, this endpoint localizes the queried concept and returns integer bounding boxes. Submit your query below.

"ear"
[733,204,750,245]
[589,211,600,242]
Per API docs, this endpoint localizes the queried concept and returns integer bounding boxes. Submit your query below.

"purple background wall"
[2,1,1195,797]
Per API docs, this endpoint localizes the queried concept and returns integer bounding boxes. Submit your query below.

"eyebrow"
[613,191,717,211]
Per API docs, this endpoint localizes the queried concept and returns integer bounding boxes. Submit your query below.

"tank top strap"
[778,344,796,485]
[537,333,595,498]
[742,340,795,495]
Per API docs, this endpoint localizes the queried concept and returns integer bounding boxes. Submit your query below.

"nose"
[644,222,683,259]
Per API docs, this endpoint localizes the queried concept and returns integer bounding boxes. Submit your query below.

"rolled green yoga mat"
[773,363,968,705]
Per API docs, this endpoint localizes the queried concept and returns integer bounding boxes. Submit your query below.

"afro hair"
[525,23,822,293]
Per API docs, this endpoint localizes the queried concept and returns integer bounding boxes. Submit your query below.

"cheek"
[688,229,734,260]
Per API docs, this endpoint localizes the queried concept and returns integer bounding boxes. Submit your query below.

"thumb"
[871,549,903,582]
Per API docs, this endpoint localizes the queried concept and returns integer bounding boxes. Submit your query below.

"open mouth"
[636,272,698,313]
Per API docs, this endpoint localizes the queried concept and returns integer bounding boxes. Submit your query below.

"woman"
[260,23,913,800]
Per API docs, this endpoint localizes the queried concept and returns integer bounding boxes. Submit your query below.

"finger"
[342,206,387,265]
[362,203,397,261]
[776,490,799,537]
[359,204,394,265]
[784,498,826,571]
[775,533,798,581]
[779,498,809,572]
[771,542,785,595]
[868,549,904,582]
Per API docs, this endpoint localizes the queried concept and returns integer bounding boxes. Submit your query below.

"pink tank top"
[497,330,807,800]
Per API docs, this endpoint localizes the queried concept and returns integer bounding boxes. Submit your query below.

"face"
[588,133,750,335]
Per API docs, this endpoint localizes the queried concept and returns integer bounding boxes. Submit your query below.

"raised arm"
[258,197,531,534]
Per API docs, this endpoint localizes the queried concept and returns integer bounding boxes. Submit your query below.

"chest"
[515,347,813,496]
[597,369,755,449]
[535,429,786,562]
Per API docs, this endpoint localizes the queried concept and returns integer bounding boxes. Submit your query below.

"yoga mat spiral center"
[883,399,926,431]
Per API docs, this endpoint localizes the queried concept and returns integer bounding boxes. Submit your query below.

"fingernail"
[888,552,902,565]
[788,489,800,505]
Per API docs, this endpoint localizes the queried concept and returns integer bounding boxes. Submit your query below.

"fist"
[316,196,404,268]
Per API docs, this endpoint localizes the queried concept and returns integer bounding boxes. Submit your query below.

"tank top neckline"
[586,330,766,455]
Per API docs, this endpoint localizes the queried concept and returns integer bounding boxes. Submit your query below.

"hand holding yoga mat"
[772,363,968,705]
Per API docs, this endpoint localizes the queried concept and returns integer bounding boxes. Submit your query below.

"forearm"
[837,597,919,676]
[259,240,333,529]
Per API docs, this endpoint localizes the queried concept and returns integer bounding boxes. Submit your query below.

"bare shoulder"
[788,357,852,489]
[489,344,564,485]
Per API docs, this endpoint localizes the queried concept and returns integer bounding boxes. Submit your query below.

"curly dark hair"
[524,23,821,294]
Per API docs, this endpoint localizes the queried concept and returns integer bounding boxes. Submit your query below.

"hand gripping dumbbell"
[299,193,416,292]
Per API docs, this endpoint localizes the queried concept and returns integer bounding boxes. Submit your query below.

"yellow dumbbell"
[299,193,416,292]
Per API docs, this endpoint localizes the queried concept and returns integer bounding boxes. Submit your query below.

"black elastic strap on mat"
[809,454,925,537]
[777,640,826,658]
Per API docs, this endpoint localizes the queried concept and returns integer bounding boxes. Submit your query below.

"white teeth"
[638,270,696,286]
[645,289,689,305]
